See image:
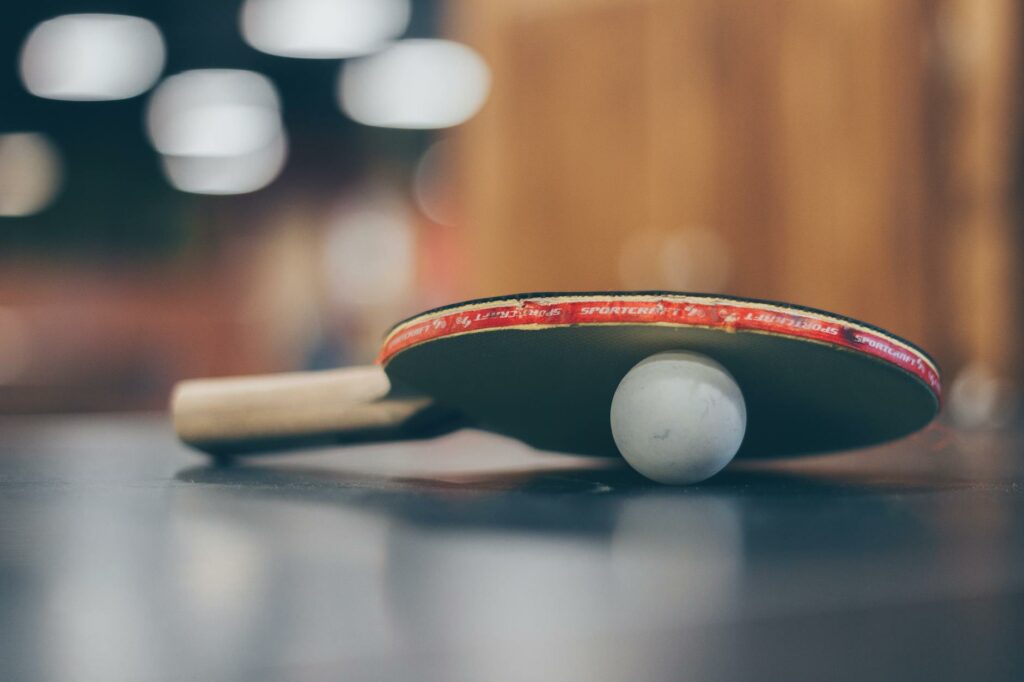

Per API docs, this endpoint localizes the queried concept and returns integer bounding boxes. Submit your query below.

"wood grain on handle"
[171,365,437,454]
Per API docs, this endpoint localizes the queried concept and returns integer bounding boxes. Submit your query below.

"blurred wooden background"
[450,0,1022,391]
[2,0,1020,420]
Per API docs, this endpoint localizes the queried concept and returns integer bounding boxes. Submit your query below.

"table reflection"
[2,420,1023,680]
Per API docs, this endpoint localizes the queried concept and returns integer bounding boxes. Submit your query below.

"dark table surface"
[2,414,1023,681]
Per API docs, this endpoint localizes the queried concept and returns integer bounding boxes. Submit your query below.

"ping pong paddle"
[172,291,941,459]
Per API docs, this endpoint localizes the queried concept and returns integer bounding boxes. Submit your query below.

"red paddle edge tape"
[378,295,942,404]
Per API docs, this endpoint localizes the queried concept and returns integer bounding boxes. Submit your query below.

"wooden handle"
[171,365,446,455]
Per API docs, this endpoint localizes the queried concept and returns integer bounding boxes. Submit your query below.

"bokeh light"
[240,0,411,59]
[146,69,283,158]
[618,228,732,292]
[413,138,457,226]
[147,70,288,195]
[323,193,415,308]
[160,132,289,195]
[0,133,63,217]
[19,14,165,101]
[948,363,1019,429]
[338,39,491,129]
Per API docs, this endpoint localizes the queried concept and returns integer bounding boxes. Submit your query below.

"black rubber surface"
[386,324,939,458]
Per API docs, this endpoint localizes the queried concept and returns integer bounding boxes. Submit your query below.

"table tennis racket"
[172,291,941,460]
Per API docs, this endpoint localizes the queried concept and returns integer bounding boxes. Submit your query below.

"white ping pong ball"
[610,351,746,484]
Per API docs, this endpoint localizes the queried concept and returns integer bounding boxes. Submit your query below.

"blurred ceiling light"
[413,139,457,226]
[19,14,165,101]
[241,0,411,58]
[0,133,63,217]
[160,132,288,195]
[338,39,491,129]
[146,69,283,157]
[323,198,415,307]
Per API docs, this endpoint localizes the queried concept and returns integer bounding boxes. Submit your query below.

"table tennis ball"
[610,351,746,484]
